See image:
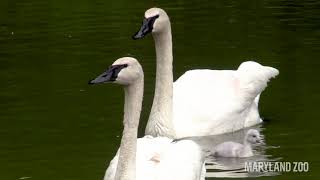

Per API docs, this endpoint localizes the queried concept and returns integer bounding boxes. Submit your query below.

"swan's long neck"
[115,79,144,180]
[146,21,175,138]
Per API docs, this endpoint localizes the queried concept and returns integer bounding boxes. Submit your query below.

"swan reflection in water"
[176,125,281,178]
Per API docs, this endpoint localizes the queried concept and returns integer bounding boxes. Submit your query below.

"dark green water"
[1,0,320,179]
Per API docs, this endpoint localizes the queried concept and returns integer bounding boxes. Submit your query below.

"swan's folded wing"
[104,136,173,180]
[104,150,119,180]
[173,69,242,137]
[237,61,279,102]
[172,62,278,137]
[156,140,206,180]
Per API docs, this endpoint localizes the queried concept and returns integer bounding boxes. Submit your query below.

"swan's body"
[133,8,279,138]
[89,57,205,180]
[105,136,206,180]
[172,63,278,137]
[213,129,261,158]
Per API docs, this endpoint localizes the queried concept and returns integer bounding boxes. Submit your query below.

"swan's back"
[156,139,205,180]
[173,69,243,137]
[104,136,205,180]
[172,61,279,137]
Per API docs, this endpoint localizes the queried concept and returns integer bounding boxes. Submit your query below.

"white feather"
[98,57,206,180]
[213,129,262,157]
[104,137,206,180]
[172,61,279,137]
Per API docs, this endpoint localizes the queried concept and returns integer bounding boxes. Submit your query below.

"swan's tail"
[237,61,279,103]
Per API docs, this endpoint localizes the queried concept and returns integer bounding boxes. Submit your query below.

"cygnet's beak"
[256,138,263,144]
[132,15,159,39]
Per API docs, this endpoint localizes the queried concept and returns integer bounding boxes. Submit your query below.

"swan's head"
[89,57,143,86]
[245,129,262,144]
[133,7,170,39]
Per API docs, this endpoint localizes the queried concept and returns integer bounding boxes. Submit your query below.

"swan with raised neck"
[134,8,175,138]
[89,57,206,180]
[133,7,279,139]
[90,57,143,180]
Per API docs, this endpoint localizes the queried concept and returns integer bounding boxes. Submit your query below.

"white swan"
[133,8,279,138]
[89,57,206,180]
[213,129,262,158]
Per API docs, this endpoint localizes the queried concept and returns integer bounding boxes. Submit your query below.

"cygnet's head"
[133,7,170,39]
[89,57,143,86]
[245,129,262,144]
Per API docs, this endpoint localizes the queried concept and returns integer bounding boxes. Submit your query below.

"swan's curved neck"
[115,79,144,180]
[146,22,175,138]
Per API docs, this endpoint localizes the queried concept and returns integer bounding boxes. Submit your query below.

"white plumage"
[135,8,279,138]
[104,136,206,180]
[213,129,262,157]
[90,57,205,180]
[172,61,279,137]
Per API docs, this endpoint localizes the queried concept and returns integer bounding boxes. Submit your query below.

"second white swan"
[133,8,279,138]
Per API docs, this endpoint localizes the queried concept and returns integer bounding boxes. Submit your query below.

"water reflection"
[180,125,281,178]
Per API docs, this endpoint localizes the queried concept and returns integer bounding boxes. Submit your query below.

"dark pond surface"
[0,0,320,179]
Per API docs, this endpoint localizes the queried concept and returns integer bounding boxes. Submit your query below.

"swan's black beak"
[88,64,128,85]
[132,15,159,40]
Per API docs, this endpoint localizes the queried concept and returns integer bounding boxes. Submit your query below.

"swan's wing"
[172,62,278,137]
[140,137,206,180]
[237,61,279,103]
[237,61,279,127]
[200,162,206,180]
[104,137,205,180]
[103,136,173,180]
[173,69,244,137]
[156,139,206,180]
[104,150,119,180]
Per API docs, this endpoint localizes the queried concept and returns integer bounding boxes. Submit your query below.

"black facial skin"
[88,64,128,84]
[132,15,159,39]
